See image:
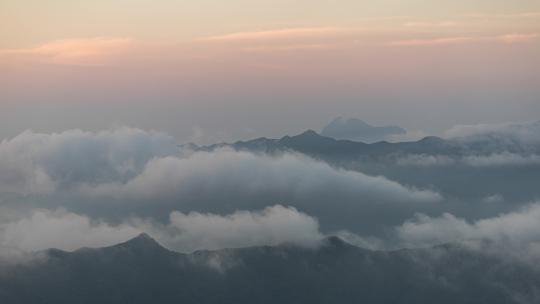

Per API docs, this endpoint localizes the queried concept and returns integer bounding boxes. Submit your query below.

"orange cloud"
[463,12,540,18]
[402,21,459,28]
[495,33,538,43]
[390,33,538,46]
[0,37,134,66]
[200,27,350,42]
[242,43,337,52]
[389,37,473,46]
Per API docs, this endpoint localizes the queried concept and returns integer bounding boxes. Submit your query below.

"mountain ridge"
[2,233,539,304]
[321,117,407,142]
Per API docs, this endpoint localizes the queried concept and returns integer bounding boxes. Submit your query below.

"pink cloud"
[242,43,337,52]
[495,33,538,43]
[200,27,350,42]
[402,21,459,28]
[389,37,473,46]
[390,33,538,46]
[463,12,540,18]
[0,37,134,66]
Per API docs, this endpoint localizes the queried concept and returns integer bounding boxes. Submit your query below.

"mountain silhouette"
[321,117,406,142]
[1,234,538,304]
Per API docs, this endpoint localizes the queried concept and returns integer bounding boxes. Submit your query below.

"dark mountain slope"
[197,130,454,159]
[1,234,538,304]
[196,126,539,160]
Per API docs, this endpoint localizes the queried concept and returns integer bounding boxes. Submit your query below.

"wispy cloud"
[463,11,540,19]
[0,37,134,66]
[389,37,473,46]
[402,21,460,28]
[242,43,337,52]
[389,33,538,46]
[495,33,538,43]
[199,27,350,42]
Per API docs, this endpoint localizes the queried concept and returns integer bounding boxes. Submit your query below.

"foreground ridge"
[1,235,538,304]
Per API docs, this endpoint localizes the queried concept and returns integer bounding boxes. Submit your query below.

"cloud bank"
[83,149,440,205]
[0,128,177,194]
[0,205,322,254]
[0,209,140,252]
[151,205,323,252]
[0,128,441,213]
[396,203,540,262]
[395,153,540,167]
[444,120,540,147]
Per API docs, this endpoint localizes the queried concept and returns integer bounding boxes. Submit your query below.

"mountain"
[1,234,538,304]
[185,129,540,217]
[197,130,457,161]
[321,117,406,143]
[195,127,538,162]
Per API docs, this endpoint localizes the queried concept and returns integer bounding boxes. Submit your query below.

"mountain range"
[320,117,406,143]
[188,127,540,208]
[193,128,535,161]
[1,233,538,304]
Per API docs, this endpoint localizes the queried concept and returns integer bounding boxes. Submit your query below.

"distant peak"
[280,130,326,142]
[116,233,165,251]
[136,232,153,241]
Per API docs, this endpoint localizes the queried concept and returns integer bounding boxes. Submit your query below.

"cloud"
[444,120,540,147]
[396,203,540,261]
[0,129,440,204]
[463,153,540,166]
[389,33,538,46]
[0,128,177,194]
[82,148,441,204]
[200,27,350,42]
[242,43,336,52]
[0,205,322,253]
[482,194,504,204]
[0,209,140,252]
[149,205,323,252]
[196,27,358,54]
[0,128,441,238]
[388,121,540,167]
[394,153,540,167]
[402,21,459,28]
[0,37,134,66]
[463,12,540,19]
[389,37,474,46]
[495,33,538,43]
[395,154,456,167]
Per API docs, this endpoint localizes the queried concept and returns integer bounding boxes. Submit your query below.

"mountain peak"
[279,130,335,147]
[115,233,165,251]
[296,129,321,138]
[135,232,154,241]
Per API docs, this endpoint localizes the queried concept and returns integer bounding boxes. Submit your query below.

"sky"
[1,0,539,144]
